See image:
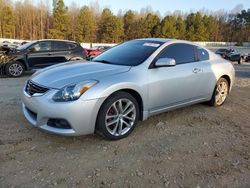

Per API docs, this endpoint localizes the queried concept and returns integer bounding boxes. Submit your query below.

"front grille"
[25,80,49,96]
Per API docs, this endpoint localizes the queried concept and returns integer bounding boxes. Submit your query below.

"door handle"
[47,53,52,56]
[192,68,202,74]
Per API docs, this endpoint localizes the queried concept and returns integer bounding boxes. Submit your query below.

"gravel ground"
[0,63,250,188]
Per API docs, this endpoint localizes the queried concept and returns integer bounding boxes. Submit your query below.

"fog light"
[47,119,72,129]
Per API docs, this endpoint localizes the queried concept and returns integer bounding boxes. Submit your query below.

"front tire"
[6,61,25,77]
[208,78,229,107]
[96,91,139,140]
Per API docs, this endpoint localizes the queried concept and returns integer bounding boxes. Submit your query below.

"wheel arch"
[220,74,231,91]
[11,59,28,70]
[119,89,144,121]
[96,88,144,124]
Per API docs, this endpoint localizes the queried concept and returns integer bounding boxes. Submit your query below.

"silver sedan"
[22,39,235,140]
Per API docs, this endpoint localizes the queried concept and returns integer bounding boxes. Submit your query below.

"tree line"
[0,0,249,43]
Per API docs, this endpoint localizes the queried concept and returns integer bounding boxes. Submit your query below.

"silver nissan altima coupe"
[22,38,235,140]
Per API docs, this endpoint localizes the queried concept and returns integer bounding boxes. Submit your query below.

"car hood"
[31,62,131,89]
[0,46,19,55]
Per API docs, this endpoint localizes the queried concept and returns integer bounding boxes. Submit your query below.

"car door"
[194,46,217,98]
[52,41,71,63]
[147,43,211,113]
[27,41,53,68]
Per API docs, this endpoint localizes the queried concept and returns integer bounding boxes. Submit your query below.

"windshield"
[92,40,164,66]
[16,41,36,51]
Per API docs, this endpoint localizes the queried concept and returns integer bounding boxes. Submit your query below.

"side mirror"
[155,58,176,67]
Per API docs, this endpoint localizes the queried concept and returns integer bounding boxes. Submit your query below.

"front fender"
[80,81,146,102]
[79,66,148,110]
[11,56,30,70]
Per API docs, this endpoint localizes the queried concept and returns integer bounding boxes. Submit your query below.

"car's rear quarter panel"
[210,57,235,92]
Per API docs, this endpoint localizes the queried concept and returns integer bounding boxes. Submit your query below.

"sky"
[62,0,250,15]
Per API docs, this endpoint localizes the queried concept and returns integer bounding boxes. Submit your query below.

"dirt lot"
[0,64,250,188]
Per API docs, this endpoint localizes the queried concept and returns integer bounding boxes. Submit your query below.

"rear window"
[216,49,227,53]
[197,47,209,61]
[53,41,77,51]
[68,42,77,49]
[53,41,69,51]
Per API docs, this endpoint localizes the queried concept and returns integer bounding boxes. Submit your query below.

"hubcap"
[215,81,228,105]
[9,64,23,76]
[105,99,136,136]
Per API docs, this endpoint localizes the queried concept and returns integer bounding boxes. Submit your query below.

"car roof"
[136,38,206,47]
[35,39,78,43]
[136,38,173,43]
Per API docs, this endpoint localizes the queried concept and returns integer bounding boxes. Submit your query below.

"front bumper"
[22,88,105,136]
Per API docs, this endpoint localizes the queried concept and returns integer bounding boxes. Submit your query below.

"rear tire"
[208,78,229,107]
[96,91,139,140]
[5,61,25,77]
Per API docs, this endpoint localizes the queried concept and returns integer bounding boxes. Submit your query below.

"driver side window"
[158,43,195,65]
[29,42,52,53]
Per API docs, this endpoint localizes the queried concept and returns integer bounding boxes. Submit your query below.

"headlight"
[53,80,98,102]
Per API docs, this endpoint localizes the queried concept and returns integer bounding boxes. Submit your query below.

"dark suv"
[2,39,86,77]
[215,48,242,64]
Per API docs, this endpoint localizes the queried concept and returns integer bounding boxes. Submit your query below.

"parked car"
[0,41,11,48]
[22,39,235,140]
[0,45,13,53]
[3,39,87,77]
[215,48,243,64]
[84,46,112,59]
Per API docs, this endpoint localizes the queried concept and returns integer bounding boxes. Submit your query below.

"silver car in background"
[22,38,235,140]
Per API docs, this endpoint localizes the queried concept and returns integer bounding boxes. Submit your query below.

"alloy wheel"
[105,98,136,136]
[9,63,23,77]
[215,81,228,105]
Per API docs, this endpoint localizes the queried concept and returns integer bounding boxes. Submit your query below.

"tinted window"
[53,41,69,51]
[53,42,77,50]
[68,42,77,49]
[216,49,227,53]
[197,47,209,61]
[30,41,52,52]
[93,40,163,66]
[158,43,195,64]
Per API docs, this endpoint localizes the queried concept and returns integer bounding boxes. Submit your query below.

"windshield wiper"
[92,59,112,64]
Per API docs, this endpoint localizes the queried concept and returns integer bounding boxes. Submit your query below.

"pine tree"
[77,6,97,42]
[1,5,14,38]
[49,0,69,39]
[194,12,208,41]
[98,8,124,43]
[185,13,196,41]
[123,10,136,40]
[186,12,208,41]
[157,16,178,38]
[203,15,218,41]
[141,13,160,38]
[176,16,186,39]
